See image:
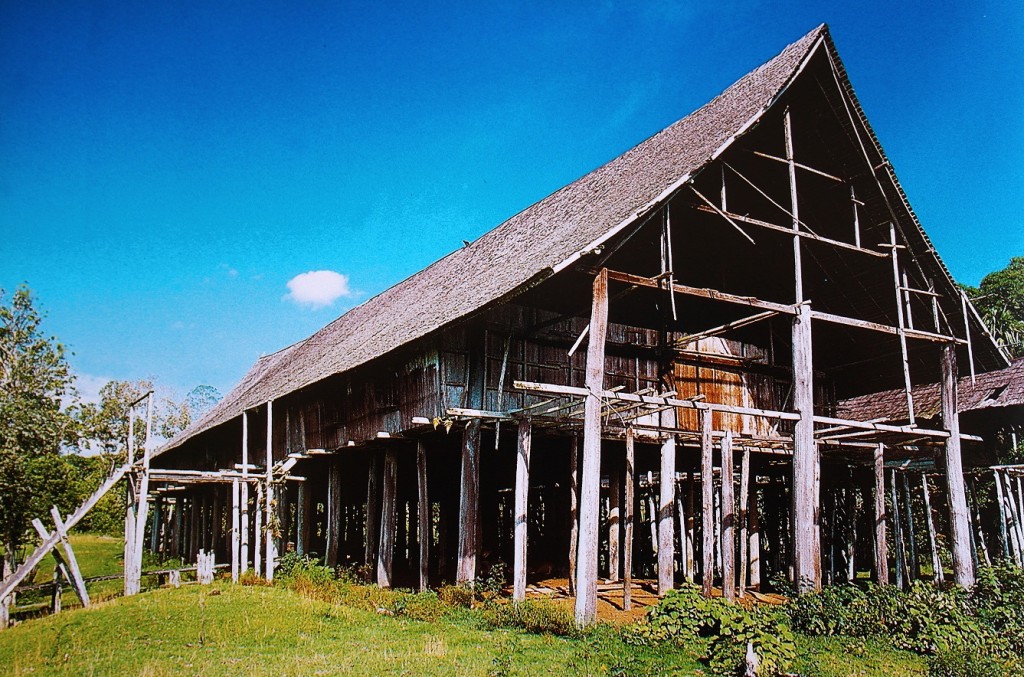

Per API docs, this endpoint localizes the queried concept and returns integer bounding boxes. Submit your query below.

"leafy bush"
[483,599,578,636]
[970,562,1024,654]
[437,584,474,608]
[637,584,795,676]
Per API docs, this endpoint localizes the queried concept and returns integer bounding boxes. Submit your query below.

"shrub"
[483,599,578,636]
[437,584,474,608]
[970,562,1024,654]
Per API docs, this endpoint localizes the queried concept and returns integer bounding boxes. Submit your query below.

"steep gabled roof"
[161,25,827,454]
[839,357,1024,423]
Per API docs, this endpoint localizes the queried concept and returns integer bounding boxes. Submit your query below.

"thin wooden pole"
[845,469,857,583]
[49,508,90,607]
[968,478,990,567]
[417,440,430,592]
[874,444,889,585]
[265,400,276,581]
[658,426,676,596]
[377,449,397,588]
[575,268,608,626]
[254,483,262,576]
[739,450,750,597]
[623,427,635,610]
[31,520,83,608]
[920,474,943,583]
[701,409,714,597]
[687,469,697,584]
[941,343,975,587]
[890,224,916,424]
[241,411,250,573]
[568,435,579,596]
[123,406,137,596]
[900,471,918,579]
[231,478,240,582]
[608,461,621,582]
[791,301,819,592]
[993,470,1010,561]
[364,454,380,571]
[721,433,736,603]
[513,418,532,601]
[457,419,481,585]
[889,469,906,589]
[749,476,761,590]
[784,108,803,303]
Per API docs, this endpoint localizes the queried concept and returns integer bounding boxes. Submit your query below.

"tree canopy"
[963,256,1024,358]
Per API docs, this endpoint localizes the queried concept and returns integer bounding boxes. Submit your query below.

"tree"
[962,256,1024,358]
[0,286,77,568]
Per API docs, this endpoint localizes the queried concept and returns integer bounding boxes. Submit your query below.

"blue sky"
[2,2,1021,401]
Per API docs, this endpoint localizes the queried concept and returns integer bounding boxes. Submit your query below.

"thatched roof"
[165,23,1005,455]
[839,357,1024,423]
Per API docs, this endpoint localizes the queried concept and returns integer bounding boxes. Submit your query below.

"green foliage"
[482,599,578,637]
[969,562,1024,655]
[0,285,76,558]
[437,584,474,608]
[637,584,796,675]
[962,256,1024,357]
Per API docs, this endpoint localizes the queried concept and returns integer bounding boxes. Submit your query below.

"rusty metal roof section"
[839,357,1024,423]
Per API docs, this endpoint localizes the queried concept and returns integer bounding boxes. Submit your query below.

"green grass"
[793,635,928,676]
[0,583,703,676]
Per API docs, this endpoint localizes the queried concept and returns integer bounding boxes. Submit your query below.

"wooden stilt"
[993,470,1010,561]
[513,418,532,601]
[457,419,481,585]
[889,469,905,589]
[647,473,658,557]
[687,469,697,584]
[623,427,635,610]
[608,461,621,582]
[675,479,686,581]
[150,495,162,554]
[377,449,397,588]
[968,478,990,567]
[568,435,579,596]
[900,472,918,579]
[739,449,750,597]
[941,343,975,587]
[231,478,240,582]
[417,440,430,592]
[701,409,714,597]
[845,469,857,583]
[874,444,889,585]
[921,474,943,583]
[51,564,65,614]
[241,411,250,573]
[721,433,736,603]
[890,224,916,424]
[364,454,380,571]
[791,301,819,592]
[658,426,676,596]
[265,400,276,581]
[254,484,263,576]
[575,268,608,626]
[749,476,761,590]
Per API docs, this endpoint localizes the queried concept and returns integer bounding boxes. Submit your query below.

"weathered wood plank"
[873,444,889,585]
[791,302,819,592]
[701,409,714,597]
[457,419,481,585]
[721,433,736,603]
[941,344,974,587]
[417,440,430,592]
[568,435,579,596]
[658,427,676,596]
[623,427,635,610]
[513,418,532,601]
[377,449,397,588]
[48,508,90,608]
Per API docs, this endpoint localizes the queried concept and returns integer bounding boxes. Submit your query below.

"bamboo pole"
[574,269,608,626]
[513,418,532,601]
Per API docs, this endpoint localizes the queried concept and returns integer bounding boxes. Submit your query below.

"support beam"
[941,344,975,587]
[791,302,820,592]
[513,418,532,601]
[604,269,796,316]
[658,426,676,596]
[231,478,240,582]
[873,444,889,585]
[568,435,579,596]
[623,427,635,610]
[31,519,88,608]
[921,474,943,583]
[701,409,714,598]
[377,449,397,588]
[738,448,750,597]
[241,412,250,573]
[417,440,429,592]
[607,464,621,582]
[265,400,276,581]
[364,454,379,571]
[721,433,736,603]
[296,481,309,557]
[889,225,916,424]
[457,419,481,585]
[48,508,90,607]
[575,268,608,626]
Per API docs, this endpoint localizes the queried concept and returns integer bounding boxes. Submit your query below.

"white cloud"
[284,270,353,309]
[75,372,110,405]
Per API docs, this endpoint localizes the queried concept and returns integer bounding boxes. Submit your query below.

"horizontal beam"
[810,310,966,344]
[811,414,981,442]
[749,149,845,182]
[695,205,887,257]
[513,380,801,421]
[604,269,797,315]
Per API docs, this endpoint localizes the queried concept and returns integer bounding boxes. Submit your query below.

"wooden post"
[51,564,66,614]
[873,444,889,584]
[738,448,750,597]
[968,478,990,567]
[241,411,250,573]
[364,454,379,571]
[941,343,975,587]
[749,476,761,590]
[900,472,918,579]
[721,433,736,602]
[574,268,608,626]
[791,301,820,592]
[457,419,481,585]
[608,462,621,582]
[417,440,430,592]
[265,399,276,581]
[701,409,714,597]
[48,508,90,607]
[921,475,943,582]
[254,484,263,576]
[658,425,676,596]
[994,471,1010,561]
[123,408,137,596]
[231,478,240,582]
[784,108,803,303]
[845,470,858,583]
[377,449,397,588]
[568,435,579,596]
[513,418,532,601]
[889,469,906,589]
[890,224,916,424]
[211,490,223,561]
[150,495,162,554]
[31,519,86,609]
[623,427,635,610]
[687,470,697,584]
